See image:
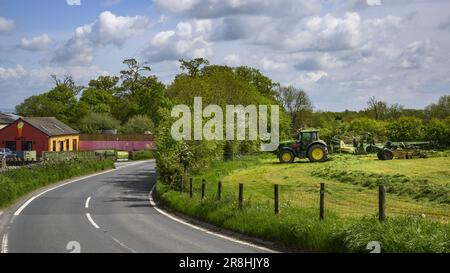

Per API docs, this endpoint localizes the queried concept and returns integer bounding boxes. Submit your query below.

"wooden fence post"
[379,185,386,222]
[274,184,279,214]
[217,181,222,201]
[238,183,243,209]
[201,179,206,200]
[320,183,325,221]
[189,178,193,198]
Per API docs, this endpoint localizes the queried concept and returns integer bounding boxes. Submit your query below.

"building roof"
[0,113,18,125]
[22,117,79,136]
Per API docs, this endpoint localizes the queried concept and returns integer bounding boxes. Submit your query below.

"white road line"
[111,236,137,253]
[148,184,277,253]
[0,211,3,217]
[13,160,151,216]
[85,213,100,229]
[85,197,91,209]
[1,234,8,253]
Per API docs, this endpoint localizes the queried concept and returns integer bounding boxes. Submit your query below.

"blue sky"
[1,0,449,112]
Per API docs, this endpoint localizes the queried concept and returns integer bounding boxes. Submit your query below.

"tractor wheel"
[279,150,294,163]
[308,145,327,162]
[377,150,383,160]
[380,148,394,160]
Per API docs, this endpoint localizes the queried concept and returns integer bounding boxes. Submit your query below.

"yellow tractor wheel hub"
[312,148,324,160]
[281,152,292,162]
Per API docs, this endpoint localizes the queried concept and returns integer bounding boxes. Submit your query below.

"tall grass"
[0,159,114,208]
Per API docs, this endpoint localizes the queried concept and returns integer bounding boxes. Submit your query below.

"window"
[6,141,16,151]
[73,139,78,151]
[21,141,33,151]
[52,140,57,151]
[66,139,70,151]
[59,141,64,151]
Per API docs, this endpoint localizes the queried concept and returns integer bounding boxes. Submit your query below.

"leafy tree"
[348,118,386,138]
[425,95,450,119]
[276,85,313,131]
[424,118,450,146]
[179,58,210,77]
[366,97,388,120]
[387,117,424,141]
[77,112,121,134]
[234,66,279,98]
[122,115,155,134]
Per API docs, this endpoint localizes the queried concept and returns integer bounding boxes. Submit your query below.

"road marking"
[148,184,276,253]
[0,211,3,217]
[85,213,100,229]
[85,197,91,209]
[1,234,8,253]
[13,160,152,216]
[111,236,137,253]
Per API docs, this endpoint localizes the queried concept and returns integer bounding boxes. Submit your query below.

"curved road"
[0,160,269,253]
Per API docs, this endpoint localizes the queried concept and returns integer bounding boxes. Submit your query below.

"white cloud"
[66,0,81,6]
[296,70,328,85]
[143,19,212,62]
[53,11,149,65]
[366,0,381,6]
[0,65,26,79]
[153,0,320,19]
[224,54,241,66]
[259,57,289,72]
[399,40,433,69]
[255,12,400,52]
[0,17,14,33]
[19,34,51,51]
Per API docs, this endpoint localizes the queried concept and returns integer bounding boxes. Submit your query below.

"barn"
[0,117,79,156]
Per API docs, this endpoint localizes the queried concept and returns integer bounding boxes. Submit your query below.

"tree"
[118,58,152,97]
[122,115,155,134]
[424,118,450,146]
[16,75,81,124]
[387,116,424,141]
[348,117,386,138]
[234,66,279,98]
[179,58,210,77]
[77,112,121,134]
[276,86,313,131]
[425,95,450,119]
[366,97,388,120]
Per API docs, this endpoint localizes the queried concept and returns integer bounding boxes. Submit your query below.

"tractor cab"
[276,129,328,163]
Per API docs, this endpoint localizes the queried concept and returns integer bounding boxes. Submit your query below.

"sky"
[0,0,449,112]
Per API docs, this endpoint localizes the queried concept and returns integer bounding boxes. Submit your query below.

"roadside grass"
[131,150,156,160]
[156,153,450,252]
[0,159,114,209]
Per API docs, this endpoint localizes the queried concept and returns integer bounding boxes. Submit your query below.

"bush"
[132,150,156,160]
[122,115,155,134]
[77,112,121,133]
[0,159,114,208]
[387,116,424,141]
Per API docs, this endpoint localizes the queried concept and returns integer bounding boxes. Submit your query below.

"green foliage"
[387,116,424,141]
[425,95,450,119]
[121,115,155,134]
[0,159,114,208]
[425,118,450,146]
[348,117,386,138]
[131,150,156,160]
[77,112,121,133]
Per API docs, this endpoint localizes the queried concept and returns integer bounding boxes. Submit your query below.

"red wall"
[0,119,49,155]
[79,140,155,151]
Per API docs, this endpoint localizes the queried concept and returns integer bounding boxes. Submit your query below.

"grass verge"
[0,159,114,209]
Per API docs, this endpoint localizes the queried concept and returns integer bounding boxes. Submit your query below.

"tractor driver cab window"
[302,133,312,143]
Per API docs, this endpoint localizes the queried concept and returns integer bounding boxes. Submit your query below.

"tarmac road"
[0,160,270,253]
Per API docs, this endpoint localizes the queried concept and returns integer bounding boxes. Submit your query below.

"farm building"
[0,117,79,156]
[79,134,155,151]
[0,113,19,130]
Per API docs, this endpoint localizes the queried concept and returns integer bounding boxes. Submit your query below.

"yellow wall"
[48,135,80,152]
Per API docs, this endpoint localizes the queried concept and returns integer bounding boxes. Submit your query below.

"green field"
[157,153,450,252]
[222,154,450,223]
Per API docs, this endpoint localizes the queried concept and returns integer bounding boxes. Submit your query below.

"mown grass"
[0,159,114,209]
[156,154,450,252]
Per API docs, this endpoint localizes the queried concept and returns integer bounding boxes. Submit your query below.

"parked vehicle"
[275,129,328,163]
[0,148,17,159]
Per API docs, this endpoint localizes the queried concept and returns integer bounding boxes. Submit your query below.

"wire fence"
[175,177,450,224]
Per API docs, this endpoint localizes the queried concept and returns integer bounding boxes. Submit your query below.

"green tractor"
[275,129,328,163]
